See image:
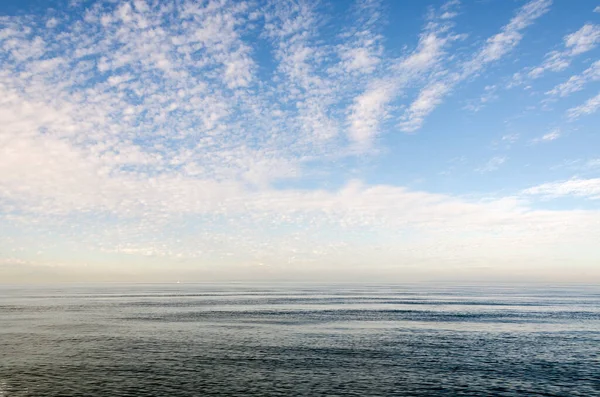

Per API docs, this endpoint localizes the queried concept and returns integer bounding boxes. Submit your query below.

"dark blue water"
[1,284,599,396]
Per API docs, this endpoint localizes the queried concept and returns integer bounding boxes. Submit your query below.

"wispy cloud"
[477,156,507,173]
[587,158,600,168]
[524,178,600,199]
[567,92,600,120]
[546,60,600,98]
[464,85,498,112]
[400,0,552,132]
[513,23,600,85]
[502,133,520,144]
[464,0,552,72]
[336,0,383,75]
[532,128,561,143]
[347,0,461,146]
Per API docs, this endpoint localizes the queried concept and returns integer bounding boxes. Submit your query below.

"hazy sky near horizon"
[1,0,600,283]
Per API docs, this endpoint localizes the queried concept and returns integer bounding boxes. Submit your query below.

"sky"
[1,0,599,283]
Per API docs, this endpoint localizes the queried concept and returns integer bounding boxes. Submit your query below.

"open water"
[0,283,599,396]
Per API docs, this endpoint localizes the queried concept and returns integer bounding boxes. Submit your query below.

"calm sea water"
[0,283,599,396]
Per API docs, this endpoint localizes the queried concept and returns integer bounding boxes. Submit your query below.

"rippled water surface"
[1,283,599,396]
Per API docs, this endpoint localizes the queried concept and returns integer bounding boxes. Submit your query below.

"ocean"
[1,283,599,396]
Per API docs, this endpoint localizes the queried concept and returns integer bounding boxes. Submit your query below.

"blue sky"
[1,0,599,283]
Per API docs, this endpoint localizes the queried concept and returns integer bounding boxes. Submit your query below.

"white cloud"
[567,92,600,120]
[400,0,551,132]
[587,158,600,168]
[549,158,600,173]
[527,51,570,78]
[398,31,452,72]
[501,133,520,143]
[477,156,507,173]
[465,0,552,73]
[565,23,600,55]
[524,178,600,199]
[399,81,451,132]
[0,0,462,219]
[512,23,600,86]
[346,3,460,146]
[46,18,59,28]
[339,46,381,74]
[464,85,498,112]
[347,82,393,145]
[546,60,600,98]
[336,1,384,75]
[5,178,600,281]
[533,128,561,143]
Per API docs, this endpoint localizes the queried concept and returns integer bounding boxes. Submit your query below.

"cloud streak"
[524,178,600,200]
[400,0,552,132]
[567,92,600,120]
[347,1,461,146]
[514,23,600,84]
[546,60,600,98]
